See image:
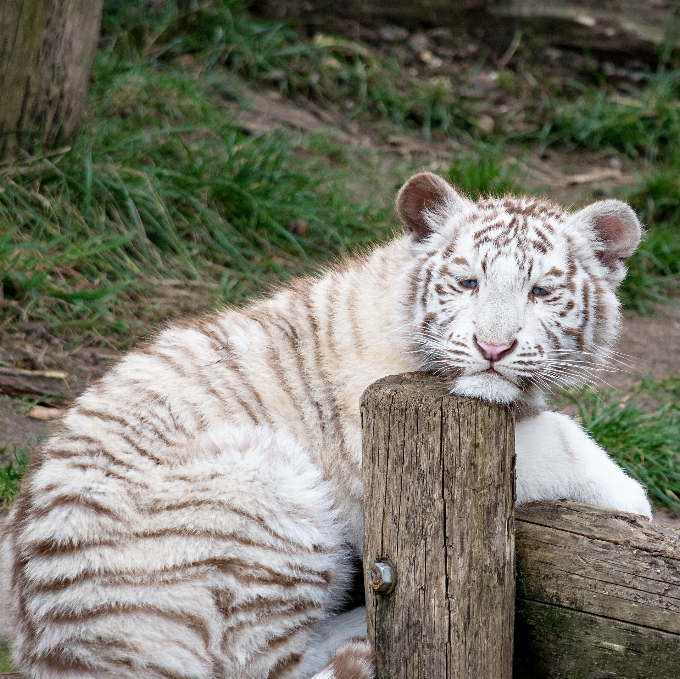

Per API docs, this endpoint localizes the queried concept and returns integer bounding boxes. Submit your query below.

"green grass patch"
[617,224,680,313]
[617,152,680,313]
[537,70,680,162]
[566,378,680,514]
[0,645,14,672]
[1,47,391,345]
[0,446,30,507]
[105,0,473,138]
[447,142,524,199]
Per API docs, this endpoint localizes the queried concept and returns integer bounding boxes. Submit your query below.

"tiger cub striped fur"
[4,172,652,679]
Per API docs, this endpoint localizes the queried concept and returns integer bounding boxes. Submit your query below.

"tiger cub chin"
[4,173,651,679]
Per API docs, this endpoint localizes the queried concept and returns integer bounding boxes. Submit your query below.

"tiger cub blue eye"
[461,279,478,288]
[532,286,549,296]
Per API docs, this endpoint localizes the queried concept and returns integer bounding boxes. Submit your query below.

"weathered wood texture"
[515,500,680,679]
[0,367,70,399]
[254,0,680,56]
[361,372,515,679]
[0,0,103,158]
[493,0,680,55]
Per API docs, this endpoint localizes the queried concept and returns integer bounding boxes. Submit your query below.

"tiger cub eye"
[461,279,478,289]
[532,286,549,296]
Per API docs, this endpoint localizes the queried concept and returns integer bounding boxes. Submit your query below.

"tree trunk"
[0,0,103,159]
[361,372,516,679]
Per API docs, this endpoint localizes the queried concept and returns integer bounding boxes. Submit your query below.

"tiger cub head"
[397,172,642,406]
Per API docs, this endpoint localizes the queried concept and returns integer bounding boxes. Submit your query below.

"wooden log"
[0,367,71,399]
[253,0,680,58]
[361,372,515,679]
[514,500,680,679]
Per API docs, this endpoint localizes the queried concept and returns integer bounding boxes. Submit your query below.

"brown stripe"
[273,308,326,437]
[347,288,364,358]
[327,639,375,679]
[267,652,303,679]
[299,294,347,453]
[139,348,209,430]
[31,494,119,522]
[419,260,436,309]
[39,603,213,651]
[220,333,273,426]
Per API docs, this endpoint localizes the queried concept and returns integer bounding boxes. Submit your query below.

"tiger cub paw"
[312,638,375,679]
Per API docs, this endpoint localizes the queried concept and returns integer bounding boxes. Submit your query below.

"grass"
[0,446,29,507]
[537,71,680,162]
[447,141,524,199]
[1,48,392,345]
[617,223,680,312]
[566,378,680,514]
[178,5,474,137]
[0,646,14,672]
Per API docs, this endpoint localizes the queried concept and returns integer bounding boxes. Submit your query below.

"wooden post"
[361,372,515,679]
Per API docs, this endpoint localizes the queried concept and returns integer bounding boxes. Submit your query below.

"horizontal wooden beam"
[515,500,680,678]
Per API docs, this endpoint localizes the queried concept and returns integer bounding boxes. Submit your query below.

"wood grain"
[361,372,515,679]
[515,500,680,678]
[0,0,104,157]
[0,367,71,399]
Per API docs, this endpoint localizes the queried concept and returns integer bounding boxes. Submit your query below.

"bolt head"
[369,560,395,594]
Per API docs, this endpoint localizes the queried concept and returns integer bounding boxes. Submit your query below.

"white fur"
[516,412,651,518]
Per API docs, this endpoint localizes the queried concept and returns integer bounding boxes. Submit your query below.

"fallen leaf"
[28,405,65,421]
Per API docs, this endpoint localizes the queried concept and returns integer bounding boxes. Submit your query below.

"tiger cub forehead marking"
[441,196,572,276]
[472,197,565,249]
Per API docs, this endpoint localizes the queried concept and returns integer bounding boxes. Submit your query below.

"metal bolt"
[369,560,396,594]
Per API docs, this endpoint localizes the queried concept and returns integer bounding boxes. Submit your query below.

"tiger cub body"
[5,173,651,679]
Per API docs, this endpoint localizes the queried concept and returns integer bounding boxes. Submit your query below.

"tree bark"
[361,372,515,679]
[0,0,103,159]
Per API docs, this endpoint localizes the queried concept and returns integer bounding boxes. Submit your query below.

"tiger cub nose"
[474,337,517,362]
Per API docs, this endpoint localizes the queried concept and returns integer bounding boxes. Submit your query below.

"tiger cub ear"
[571,200,643,283]
[396,172,471,243]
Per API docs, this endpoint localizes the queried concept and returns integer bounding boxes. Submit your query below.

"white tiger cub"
[4,172,651,679]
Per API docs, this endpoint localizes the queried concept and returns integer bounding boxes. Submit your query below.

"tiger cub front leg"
[515,411,652,518]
